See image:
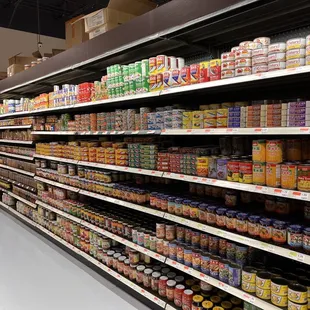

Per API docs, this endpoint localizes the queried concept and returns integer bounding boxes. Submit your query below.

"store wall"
[0,27,65,72]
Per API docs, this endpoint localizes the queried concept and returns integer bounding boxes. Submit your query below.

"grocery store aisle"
[0,210,150,310]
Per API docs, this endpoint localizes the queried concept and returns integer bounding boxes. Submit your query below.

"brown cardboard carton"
[81,0,156,33]
[7,64,24,77]
[89,22,119,39]
[8,55,36,66]
[65,15,89,49]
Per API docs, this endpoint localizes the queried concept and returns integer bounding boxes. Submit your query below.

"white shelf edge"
[0,164,35,177]
[0,125,32,130]
[0,139,33,145]
[33,176,310,265]
[164,258,281,310]
[0,202,167,309]
[34,176,79,192]
[36,200,166,263]
[163,172,310,202]
[33,154,78,164]
[0,152,34,161]
[31,131,77,135]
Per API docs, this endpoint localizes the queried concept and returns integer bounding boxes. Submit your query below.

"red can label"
[190,64,200,84]
[180,66,190,86]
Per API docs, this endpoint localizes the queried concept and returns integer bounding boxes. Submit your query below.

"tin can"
[177,244,184,263]
[281,163,297,189]
[239,161,253,184]
[221,52,235,62]
[217,158,228,180]
[149,74,157,92]
[219,259,229,283]
[229,263,241,287]
[174,284,185,307]
[134,61,142,80]
[149,57,157,75]
[128,80,136,95]
[221,70,235,79]
[221,61,235,70]
[184,247,192,267]
[235,67,252,76]
[269,42,286,53]
[242,281,256,293]
[271,293,288,307]
[235,58,252,67]
[252,56,268,66]
[268,52,286,62]
[210,255,219,279]
[156,55,168,73]
[235,49,252,59]
[253,162,266,185]
[242,266,257,283]
[266,140,283,163]
[254,37,271,45]
[253,47,268,57]
[287,38,306,50]
[252,65,268,73]
[286,48,306,60]
[190,64,200,84]
[252,140,266,162]
[297,164,310,192]
[227,160,239,182]
[177,57,185,69]
[286,58,306,68]
[141,59,149,77]
[180,66,191,86]
[256,271,272,289]
[256,287,271,300]
[288,283,308,304]
[268,61,286,71]
[288,300,308,310]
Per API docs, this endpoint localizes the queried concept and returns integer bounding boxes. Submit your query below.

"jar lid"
[183,289,193,295]
[273,220,287,228]
[236,212,248,219]
[151,271,161,278]
[175,275,184,283]
[288,224,303,231]
[202,301,213,308]
[136,265,146,272]
[207,206,218,212]
[118,256,126,262]
[167,272,176,279]
[161,268,170,274]
[248,215,261,222]
[144,268,153,275]
[226,210,238,216]
[167,280,176,287]
[216,207,227,215]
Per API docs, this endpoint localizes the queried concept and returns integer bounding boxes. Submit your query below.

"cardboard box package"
[9,55,36,66]
[7,64,24,77]
[65,15,89,49]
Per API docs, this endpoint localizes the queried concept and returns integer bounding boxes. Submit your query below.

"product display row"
[0,145,35,158]
[0,168,36,192]
[0,156,36,173]
[0,129,33,141]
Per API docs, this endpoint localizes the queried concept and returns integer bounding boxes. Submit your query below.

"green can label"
[108,88,112,99]
[110,65,115,77]
[129,80,136,95]
[111,88,116,98]
[123,82,130,96]
[122,65,129,81]
[129,63,136,81]
[114,64,121,77]
[136,77,149,94]
[135,61,142,80]
[115,87,120,98]
[142,59,149,78]
[107,66,112,77]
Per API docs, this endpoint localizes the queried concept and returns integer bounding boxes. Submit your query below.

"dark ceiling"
[0,0,170,39]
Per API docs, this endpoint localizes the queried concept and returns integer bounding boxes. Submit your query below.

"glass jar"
[225,191,238,207]
[166,279,176,301]
[303,227,310,254]
[129,264,137,281]
[272,220,287,245]
[216,208,227,227]
[190,202,200,220]
[151,271,161,291]
[168,196,176,214]
[248,215,260,238]
[225,210,237,231]
[174,198,183,216]
[236,212,248,234]
[143,268,153,288]
[198,203,208,223]
[117,255,126,274]
[136,265,146,284]
[259,218,273,241]
[288,225,303,249]
[206,206,217,226]
[182,200,192,218]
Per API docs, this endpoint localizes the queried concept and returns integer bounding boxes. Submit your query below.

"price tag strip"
[0,202,167,309]
[34,176,79,193]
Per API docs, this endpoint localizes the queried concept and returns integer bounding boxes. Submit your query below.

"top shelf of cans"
[2,35,310,116]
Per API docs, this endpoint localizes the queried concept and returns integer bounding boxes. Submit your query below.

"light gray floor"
[0,209,151,310]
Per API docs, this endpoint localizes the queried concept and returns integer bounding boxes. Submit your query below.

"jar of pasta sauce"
[175,198,183,216]
[272,220,287,245]
[182,200,192,218]
[168,196,176,214]
[216,208,227,227]
[198,203,208,223]
[303,227,310,254]
[247,215,260,238]
[207,206,217,226]
[151,271,161,291]
[166,280,176,301]
[288,225,303,249]
[226,210,238,231]
[236,212,248,234]
[259,218,273,241]
[150,192,158,207]
[190,202,200,220]
[159,276,168,297]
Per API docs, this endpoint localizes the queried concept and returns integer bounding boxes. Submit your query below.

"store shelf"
[164,258,281,310]
[163,213,309,265]
[0,152,34,161]
[36,200,166,263]
[33,176,310,265]
[0,139,33,145]
[0,125,31,130]
[163,172,310,202]
[34,176,79,193]
[32,156,310,202]
[161,127,310,135]
[0,176,36,193]
[6,190,36,209]
[0,164,35,177]
[79,190,166,218]
[31,130,161,136]
[0,201,168,309]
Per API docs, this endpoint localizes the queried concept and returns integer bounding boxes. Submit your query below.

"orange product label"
[180,66,191,85]
[266,140,283,163]
[149,74,157,92]
[281,164,297,189]
[190,64,200,84]
[266,163,281,187]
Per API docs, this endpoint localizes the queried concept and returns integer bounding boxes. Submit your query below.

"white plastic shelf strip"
[33,176,310,265]
[0,164,35,177]
[0,125,31,130]
[36,200,166,263]
[4,190,36,208]
[163,172,310,202]
[33,155,310,202]
[0,202,167,309]
[0,65,309,120]
[164,258,281,310]
[0,139,33,144]
[0,152,34,161]
[31,131,77,135]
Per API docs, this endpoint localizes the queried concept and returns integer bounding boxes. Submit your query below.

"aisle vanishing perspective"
[0,210,150,310]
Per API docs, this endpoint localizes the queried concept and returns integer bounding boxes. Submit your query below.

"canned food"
[227,160,239,182]
[239,161,253,184]
[288,300,308,310]
[266,140,283,163]
[221,61,235,70]
[253,162,266,185]
[156,55,168,73]
[286,48,306,60]
[235,49,252,59]
[221,70,235,79]
[221,52,235,62]
[252,56,268,66]
[286,58,306,68]
[254,37,271,46]
[239,41,253,48]
[235,67,252,76]
[288,283,308,304]
[266,163,281,187]
[235,58,252,67]
[252,47,268,57]
[281,163,297,189]
[242,266,257,283]
[306,55,310,66]
[271,277,288,295]
[269,42,286,53]
[287,38,306,50]
[248,42,263,49]
[268,61,286,71]
[271,293,288,307]
[268,52,286,62]
[297,164,310,192]
[252,65,268,73]
[242,281,256,293]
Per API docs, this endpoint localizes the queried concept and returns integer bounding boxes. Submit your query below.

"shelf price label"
[292,191,309,200]
[288,251,305,262]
